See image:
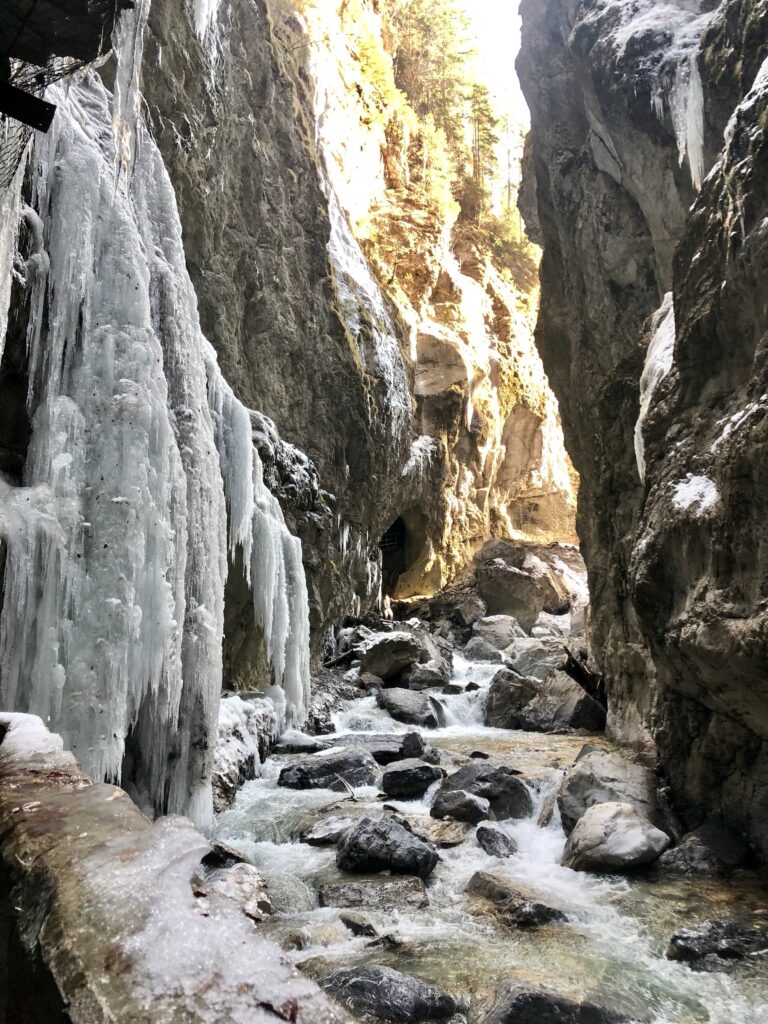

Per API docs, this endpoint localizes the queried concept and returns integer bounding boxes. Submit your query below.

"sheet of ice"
[0,8,311,823]
[634,292,676,481]
[711,394,768,451]
[670,473,719,514]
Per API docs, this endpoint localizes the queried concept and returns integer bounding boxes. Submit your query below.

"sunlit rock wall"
[519,0,768,855]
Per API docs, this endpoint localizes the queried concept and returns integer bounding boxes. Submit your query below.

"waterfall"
[0,5,310,825]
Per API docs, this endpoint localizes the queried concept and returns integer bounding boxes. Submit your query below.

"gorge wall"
[518,0,768,856]
[0,0,574,817]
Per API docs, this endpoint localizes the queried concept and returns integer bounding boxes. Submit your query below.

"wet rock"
[358,671,385,691]
[562,802,670,872]
[377,687,447,728]
[656,833,728,877]
[464,636,504,663]
[475,561,546,632]
[485,669,606,733]
[442,681,466,694]
[557,749,659,835]
[430,789,491,824]
[466,681,481,692]
[212,694,280,812]
[472,614,526,649]
[502,636,565,680]
[482,981,631,1023]
[665,920,768,969]
[340,910,377,938]
[321,965,466,1023]
[359,632,424,680]
[263,872,317,913]
[422,745,442,765]
[301,815,355,846]
[437,763,533,820]
[202,863,274,922]
[466,872,566,929]
[278,749,380,791]
[393,813,471,848]
[470,750,490,759]
[273,732,331,755]
[318,877,429,911]
[403,660,450,690]
[336,814,440,879]
[332,731,425,765]
[476,824,518,858]
[382,758,444,798]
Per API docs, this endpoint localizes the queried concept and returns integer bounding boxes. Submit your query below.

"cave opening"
[379,516,407,597]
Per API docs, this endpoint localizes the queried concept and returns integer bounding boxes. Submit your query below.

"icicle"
[634,293,676,481]
[112,0,151,183]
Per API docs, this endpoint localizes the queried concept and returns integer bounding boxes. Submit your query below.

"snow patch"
[634,293,676,481]
[670,474,719,514]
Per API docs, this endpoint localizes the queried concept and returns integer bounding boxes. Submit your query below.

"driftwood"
[563,646,607,709]
[322,648,356,669]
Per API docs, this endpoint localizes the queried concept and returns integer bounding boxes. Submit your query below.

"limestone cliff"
[519,0,768,855]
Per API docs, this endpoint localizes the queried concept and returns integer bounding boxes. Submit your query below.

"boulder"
[482,982,631,1024]
[437,762,533,819]
[278,749,380,791]
[557,749,659,835]
[656,833,728,876]
[464,636,504,663]
[475,561,545,632]
[339,910,377,938]
[473,614,526,649]
[665,920,768,968]
[331,731,425,765]
[321,965,465,1023]
[562,802,670,872]
[430,789,491,824]
[402,661,449,690]
[377,687,447,728]
[202,863,274,922]
[359,632,423,680]
[272,732,330,755]
[263,873,316,913]
[392,813,471,848]
[336,815,439,879]
[318,877,429,911]
[382,758,444,799]
[358,671,385,691]
[503,636,565,680]
[485,670,606,733]
[476,823,518,858]
[466,872,566,928]
[455,594,487,626]
[300,815,355,847]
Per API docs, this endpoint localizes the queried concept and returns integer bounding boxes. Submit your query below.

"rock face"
[335,815,439,879]
[562,802,671,872]
[485,670,606,733]
[437,763,533,820]
[321,965,464,1023]
[518,0,768,854]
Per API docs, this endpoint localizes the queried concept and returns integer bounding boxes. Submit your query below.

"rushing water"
[216,654,768,1023]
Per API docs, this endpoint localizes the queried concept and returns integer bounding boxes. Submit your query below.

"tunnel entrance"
[379,516,407,597]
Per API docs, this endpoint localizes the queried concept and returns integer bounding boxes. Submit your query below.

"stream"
[215,654,768,1023]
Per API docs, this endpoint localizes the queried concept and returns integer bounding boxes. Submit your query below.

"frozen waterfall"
[0,16,310,824]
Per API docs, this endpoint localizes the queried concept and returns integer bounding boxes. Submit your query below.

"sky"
[460,0,530,129]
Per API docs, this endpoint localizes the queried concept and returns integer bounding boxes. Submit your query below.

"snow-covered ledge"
[0,713,350,1024]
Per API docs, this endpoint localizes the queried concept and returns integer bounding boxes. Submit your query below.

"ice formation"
[634,292,676,481]
[0,5,310,824]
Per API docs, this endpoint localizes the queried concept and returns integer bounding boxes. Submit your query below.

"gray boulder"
[321,965,466,1023]
[485,669,606,733]
[464,636,504,663]
[472,614,526,649]
[454,594,487,626]
[359,632,423,680]
[666,920,768,968]
[466,872,566,929]
[656,833,728,876]
[278,749,380,791]
[437,762,533,819]
[502,636,565,680]
[339,911,377,937]
[336,815,439,879]
[482,982,631,1023]
[332,731,425,765]
[476,823,518,858]
[382,758,444,799]
[402,661,449,690]
[273,733,330,755]
[377,687,447,728]
[430,789,491,824]
[557,749,659,835]
[300,815,355,846]
[475,561,545,632]
[562,802,670,872]
[318,877,429,910]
